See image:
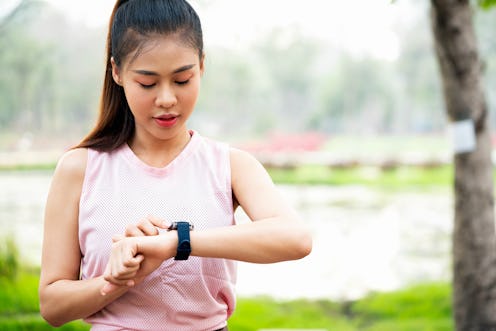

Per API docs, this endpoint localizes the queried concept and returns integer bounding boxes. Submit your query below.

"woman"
[39,1,312,330]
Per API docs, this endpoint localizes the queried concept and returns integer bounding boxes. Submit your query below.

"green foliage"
[0,237,19,279]
[0,317,90,331]
[4,0,492,140]
[229,297,354,331]
[0,1,101,139]
[357,319,453,331]
[478,0,496,10]
[0,273,39,314]
[229,283,453,330]
[349,283,453,331]
[311,56,400,133]
[352,282,452,320]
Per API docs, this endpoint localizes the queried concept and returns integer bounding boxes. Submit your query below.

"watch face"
[169,221,194,231]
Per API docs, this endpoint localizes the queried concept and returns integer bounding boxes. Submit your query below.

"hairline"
[117,29,204,70]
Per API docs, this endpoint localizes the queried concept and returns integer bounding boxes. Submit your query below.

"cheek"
[124,87,152,113]
[182,82,200,108]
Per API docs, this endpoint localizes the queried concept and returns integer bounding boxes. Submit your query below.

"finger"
[137,218,159,236]
[111,256,142,277]
[104,273,133,286]
[112,268,139,280]
[100,282,132,296]
[147,215,170,229]
[108,254,144,279]
[101,282,119,296]
[123,254,144,268]
[112,234,125,243]
[125,225,145,237]
[135,254,145,263]
[105,265,139,284]
[106,261,137,282]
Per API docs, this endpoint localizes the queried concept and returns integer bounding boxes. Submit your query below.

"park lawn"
[0,270,452,331]
[266,164,454,188]
[229,282,453,331]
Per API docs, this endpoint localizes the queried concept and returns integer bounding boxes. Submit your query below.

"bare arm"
[38,149,129,327]
[190,147,312,262]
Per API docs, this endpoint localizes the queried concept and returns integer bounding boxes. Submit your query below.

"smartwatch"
[168,221,193,260]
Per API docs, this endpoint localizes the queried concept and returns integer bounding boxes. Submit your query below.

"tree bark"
[431,1,496,330]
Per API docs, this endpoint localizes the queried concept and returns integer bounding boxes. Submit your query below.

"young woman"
[39,1,312,330]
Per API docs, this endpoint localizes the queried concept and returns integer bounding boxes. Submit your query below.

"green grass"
[229,283,453,331]
[0,163,56,172]
[349,282,453,331]
[0,274,39,314]
[0,316,89,331]
[229,297,355,330]
[267,164,454,188]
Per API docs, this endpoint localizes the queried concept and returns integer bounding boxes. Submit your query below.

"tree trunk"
[431,1,496,330]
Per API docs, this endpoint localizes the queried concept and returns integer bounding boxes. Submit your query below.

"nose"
[155,85,177,109]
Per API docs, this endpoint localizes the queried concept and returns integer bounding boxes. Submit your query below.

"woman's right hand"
[124,216,171,237]
[101,216,173,295]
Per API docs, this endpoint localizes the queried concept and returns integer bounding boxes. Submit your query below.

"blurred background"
[1,0,496,330]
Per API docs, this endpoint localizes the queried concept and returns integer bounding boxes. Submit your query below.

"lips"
[153,114,179,128]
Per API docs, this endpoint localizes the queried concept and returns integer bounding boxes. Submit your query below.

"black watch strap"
[174,221,192,260]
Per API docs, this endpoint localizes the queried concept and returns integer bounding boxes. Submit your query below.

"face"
[111,34,204,145]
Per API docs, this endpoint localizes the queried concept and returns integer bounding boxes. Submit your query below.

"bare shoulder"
[229,148,294,221]
[53,148,88,184]
[229,147,275,193]
[44,148,87,226]
[230,147,256,165]
[229,147,270,181]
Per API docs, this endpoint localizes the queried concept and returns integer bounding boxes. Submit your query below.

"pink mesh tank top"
[79,131,236,331]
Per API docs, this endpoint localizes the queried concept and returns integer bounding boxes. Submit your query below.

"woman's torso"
[78,131,236,331]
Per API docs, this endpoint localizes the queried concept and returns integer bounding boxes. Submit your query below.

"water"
[0,171,452,300]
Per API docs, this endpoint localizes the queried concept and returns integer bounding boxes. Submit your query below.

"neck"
[128,128,192,168]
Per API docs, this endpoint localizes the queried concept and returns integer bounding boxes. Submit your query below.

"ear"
[110,57,122,86]
[199,53,205,77]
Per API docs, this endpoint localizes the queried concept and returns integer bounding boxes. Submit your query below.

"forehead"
[125,34,199,70]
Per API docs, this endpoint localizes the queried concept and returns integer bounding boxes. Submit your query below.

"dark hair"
[76,0,203,151]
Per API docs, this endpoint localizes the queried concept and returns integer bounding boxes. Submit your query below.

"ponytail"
[76,0,135,151]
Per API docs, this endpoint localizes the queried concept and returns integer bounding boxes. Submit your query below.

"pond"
[0,171,452,300]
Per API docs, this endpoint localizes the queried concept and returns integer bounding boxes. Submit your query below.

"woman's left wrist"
[163,231,178,259]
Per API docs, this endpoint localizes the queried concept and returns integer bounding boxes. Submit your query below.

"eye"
[139,83,156,89]
[175,79,190,86]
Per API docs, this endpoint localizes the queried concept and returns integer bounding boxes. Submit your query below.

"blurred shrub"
[0,236,19,279]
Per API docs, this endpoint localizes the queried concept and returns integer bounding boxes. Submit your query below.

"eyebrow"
[132,64,196,76]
